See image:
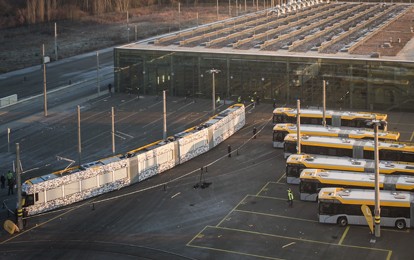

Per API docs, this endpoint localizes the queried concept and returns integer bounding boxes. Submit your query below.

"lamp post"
[322,80,326,127]
[207,69,221,114]
[367,119,387,238]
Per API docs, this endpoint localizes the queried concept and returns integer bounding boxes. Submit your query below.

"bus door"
[332,114,341,127]
[411,202,414,228]
[353,141,364,159]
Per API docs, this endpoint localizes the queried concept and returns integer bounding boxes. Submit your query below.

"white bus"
[300,169,414,201]
[272,107,388,130]
[272,123,399,148]
[286,154,414,184]
[283,134,414,162]
[318,187,414,230]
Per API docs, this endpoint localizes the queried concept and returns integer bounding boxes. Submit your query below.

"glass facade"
[114,49,414,111]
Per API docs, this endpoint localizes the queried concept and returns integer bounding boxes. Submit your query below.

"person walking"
[228,145,232,158]
[6,170,14,195]
[253,127,257,139]
[287,188,294,207]
[108,83,112,96]
[0,174,5,189]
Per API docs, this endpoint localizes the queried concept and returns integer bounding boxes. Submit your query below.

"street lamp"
[207,69,221,114]
[366,119,387,238]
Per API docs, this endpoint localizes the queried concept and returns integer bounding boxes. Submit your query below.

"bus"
[283,134,414,162]
[272,107,388,130]
[272,123,399,148]
[318,187,414,229]
[286,153,414,184]
[299,169,414,201]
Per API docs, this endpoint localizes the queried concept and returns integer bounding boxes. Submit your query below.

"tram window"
[25,194,35,206]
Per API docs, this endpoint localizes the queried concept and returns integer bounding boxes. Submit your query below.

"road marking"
[187,226,209,246]
[282,242,295,248]
[116,131,133,138]
[250,194,287,202]
[338,226,350,245]
[0,199,95,244]
[171,192,181,198]
[235,209,319,223]
[199,226,392,255]
[187,243,282,260]
[216,195,249,227]
[256,182,270,196]
[277,173,286,183]
[203,225,391,254]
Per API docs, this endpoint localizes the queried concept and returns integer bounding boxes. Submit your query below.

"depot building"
[114,1,414,111]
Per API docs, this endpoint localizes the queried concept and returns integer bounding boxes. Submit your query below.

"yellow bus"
[283,134,414,161]
[272,123,399,148]
[272,107,388,130]
[299,169,414,201]
[286,153,414,184]
[318,187,413,229]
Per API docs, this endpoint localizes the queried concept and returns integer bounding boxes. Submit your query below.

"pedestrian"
[250,96,255,108]
[237,96,241,103]
[0,174,5,189]
[273,99,277,108]
[6,170,14,195]
[228,145,232,158]
[216,96,221,104]
[108,83,112,96]
[287,188,294,207]
[253,127,257,139]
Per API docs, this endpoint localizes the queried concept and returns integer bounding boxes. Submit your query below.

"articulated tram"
[22,104,246,216]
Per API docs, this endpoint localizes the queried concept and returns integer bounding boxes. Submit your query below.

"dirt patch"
[0,5,224,73]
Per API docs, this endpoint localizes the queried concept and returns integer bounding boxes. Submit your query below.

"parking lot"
[1,96,414,259]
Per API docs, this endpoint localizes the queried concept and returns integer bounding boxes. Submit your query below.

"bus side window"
[25,194,35,206]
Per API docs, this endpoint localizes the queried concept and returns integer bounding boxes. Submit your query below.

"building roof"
[117,2,414,62]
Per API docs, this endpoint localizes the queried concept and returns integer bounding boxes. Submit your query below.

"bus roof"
[318,187,413,207]
[272,107,388,120]
[300,169,414,189]
[284,134,414,152]
[273,123,399,141]
[286,154,414,174]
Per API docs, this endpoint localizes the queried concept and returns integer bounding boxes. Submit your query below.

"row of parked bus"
[273,107,414,230]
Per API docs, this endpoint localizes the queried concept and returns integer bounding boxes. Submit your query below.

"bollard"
[92,203,95,211]
[163,183,166,191]
[205,166,208,173]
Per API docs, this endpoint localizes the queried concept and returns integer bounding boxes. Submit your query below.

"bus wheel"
[395,220,406,230]
[337,217,348,227]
